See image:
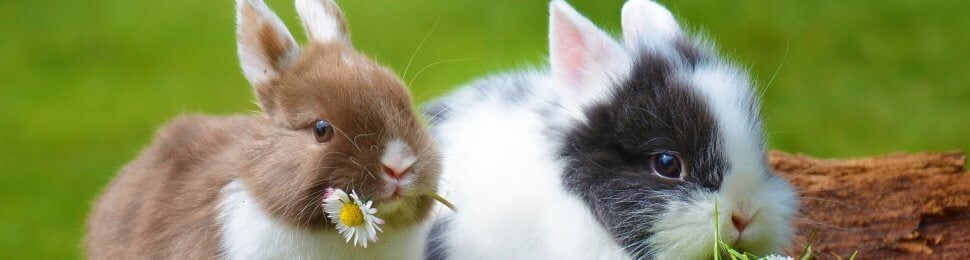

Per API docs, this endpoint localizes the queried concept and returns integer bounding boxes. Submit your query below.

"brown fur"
[85,0,439,258]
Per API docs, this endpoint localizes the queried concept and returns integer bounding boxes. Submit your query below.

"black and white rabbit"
[423,0,797,259]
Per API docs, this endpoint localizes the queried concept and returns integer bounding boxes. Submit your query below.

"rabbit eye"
[313,119,335,143]
[650,152,684,179]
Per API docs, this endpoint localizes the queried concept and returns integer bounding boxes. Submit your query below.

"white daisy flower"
[762,254,794,260]
[323,188,384,248]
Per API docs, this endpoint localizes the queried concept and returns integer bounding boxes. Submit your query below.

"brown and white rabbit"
[424,0,797,259]
[85,0,440,258]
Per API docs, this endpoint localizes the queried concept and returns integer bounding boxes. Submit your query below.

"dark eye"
[651,152,684,179]
[313,119,334,143]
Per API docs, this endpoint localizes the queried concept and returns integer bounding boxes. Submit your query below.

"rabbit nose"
[380,138,417,179]
[731,214,749,233]
[383,164,411,179]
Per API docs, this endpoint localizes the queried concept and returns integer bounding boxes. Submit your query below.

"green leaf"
[798,230,818,260]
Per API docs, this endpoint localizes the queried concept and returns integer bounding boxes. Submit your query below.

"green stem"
[427,192,457,212]
[714,195,721,260]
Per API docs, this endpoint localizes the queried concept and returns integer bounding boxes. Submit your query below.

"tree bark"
[770,150,969,259]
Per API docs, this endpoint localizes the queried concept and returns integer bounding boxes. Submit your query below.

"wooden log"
[770,150,969,259]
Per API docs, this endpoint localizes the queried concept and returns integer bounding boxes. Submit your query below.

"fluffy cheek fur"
[645,172,797,259]
[238,122,376,229]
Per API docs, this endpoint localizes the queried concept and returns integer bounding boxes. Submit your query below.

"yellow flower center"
[339,204,365,227]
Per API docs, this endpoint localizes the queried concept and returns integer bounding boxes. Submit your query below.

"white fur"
[218,180,428,259]
[621,0,681,52]
[296,0,348,43]
[431,83,630,259]
[236,0,299,86]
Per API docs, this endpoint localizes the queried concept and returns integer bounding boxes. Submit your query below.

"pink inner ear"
[552,10,588,85]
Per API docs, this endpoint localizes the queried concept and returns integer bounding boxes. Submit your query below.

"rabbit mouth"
[381,190,419,205]
[376,197,406,213]
[378,171,420,200]
[385,185,405,200]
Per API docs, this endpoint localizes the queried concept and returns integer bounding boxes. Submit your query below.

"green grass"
[0,0,967,258]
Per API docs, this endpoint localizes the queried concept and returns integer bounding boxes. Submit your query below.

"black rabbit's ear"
[296,0,350,44]
[236,0,300,87]
[621,0,682,53]
[549,1,629,110]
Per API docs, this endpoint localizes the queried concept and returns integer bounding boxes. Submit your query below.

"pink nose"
[732,214,749,233]
[383,165,408,179]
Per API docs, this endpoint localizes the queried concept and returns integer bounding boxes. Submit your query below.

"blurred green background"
[1,0,967,258]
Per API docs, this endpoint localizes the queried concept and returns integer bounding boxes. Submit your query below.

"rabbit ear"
[236,0,300,86]
[621,0,682,51]
[549,1,629,108]
[295,0,350,44]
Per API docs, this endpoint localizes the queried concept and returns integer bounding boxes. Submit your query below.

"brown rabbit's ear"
[295,0,350,44]
[236,0,300,87]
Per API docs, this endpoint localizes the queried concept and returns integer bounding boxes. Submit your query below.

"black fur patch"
[674,38,704,69]
[423,217,451,260]
[559,47,727,258]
